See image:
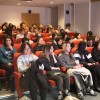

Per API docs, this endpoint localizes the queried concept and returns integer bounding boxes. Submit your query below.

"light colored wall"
[51,7,58,28]
[58,4,65,29]
[75,2,89,34]
[0,5,51,26]
[65,4,71,25]
[91,2,100,35]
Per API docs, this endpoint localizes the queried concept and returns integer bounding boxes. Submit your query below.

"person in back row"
[74,41,100,93]
[33,37,45,53]
[0,36,16,91]
[59,42,97,100]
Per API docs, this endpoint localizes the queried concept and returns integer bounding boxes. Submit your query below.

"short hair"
[65,23,71,27]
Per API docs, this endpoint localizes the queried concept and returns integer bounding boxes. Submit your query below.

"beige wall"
[0,5,51,27]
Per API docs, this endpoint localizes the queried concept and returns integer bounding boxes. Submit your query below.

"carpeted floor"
[0,88,100,100]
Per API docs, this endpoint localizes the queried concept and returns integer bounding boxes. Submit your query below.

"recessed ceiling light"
[50,1,54,4]
[17,3,21,6]
[27,0,32,2]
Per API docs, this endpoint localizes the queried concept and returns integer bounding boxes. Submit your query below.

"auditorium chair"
[86,47,94,53]
[14,44,21,52]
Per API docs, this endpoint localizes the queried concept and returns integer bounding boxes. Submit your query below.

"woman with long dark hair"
[74,41,100,93]
[37,44,71,100]
[0,36,16,91]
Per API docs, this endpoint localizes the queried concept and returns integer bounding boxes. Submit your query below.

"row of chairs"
[13,46,94,99]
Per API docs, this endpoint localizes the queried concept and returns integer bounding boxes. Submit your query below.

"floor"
[0,88,100,100]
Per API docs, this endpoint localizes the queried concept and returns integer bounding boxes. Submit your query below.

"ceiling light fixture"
[50,1,54,4]
[27,0,32,2]
[17,3,21,6]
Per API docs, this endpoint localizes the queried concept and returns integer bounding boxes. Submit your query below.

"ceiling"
[0,0,90,7]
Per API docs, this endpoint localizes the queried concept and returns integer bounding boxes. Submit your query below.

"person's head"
[37,37,45,45]
[25,27,29,32]
[43,44,54,56]
[78,41,87,53]
[55,38,63,46]
[61,31,68,40]
[66,37,73,43]
[87,37,94,45]
[52,33,58,40]
[19,28,25,35]
[74,33,81,39]
[65,23,71,29]
[20,42,32,55]
[24,32,30,39]
[29,26,34,32]
[87,31,93,37]
[20,22,26,29]
[62,42,71,53]
[4,36,13,47]
[22,37,29,44]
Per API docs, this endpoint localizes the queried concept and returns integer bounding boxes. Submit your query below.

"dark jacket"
[0,46,16,63]
[36,55,61,71]
[92,48,100,62]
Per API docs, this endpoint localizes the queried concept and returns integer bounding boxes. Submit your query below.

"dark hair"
[65,36,71,42]
[74,33,80,39]
[65,23,71,27]
[87,36,93,42]
[20,22,25,28]
[4,36,13,46]
[19,42,33,53]
[78,41,87,55]
[22,37,29,44]
[87,31,93,37]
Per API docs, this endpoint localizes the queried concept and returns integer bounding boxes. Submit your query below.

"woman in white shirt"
[17,42,47,100]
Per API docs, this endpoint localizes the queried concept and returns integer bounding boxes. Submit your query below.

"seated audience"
[33,37,45,53]
[0,36,16,91]
[52,38,63,50]
[37,44,71,100]
[16,28,25,40]
[24,32,33,44]
[92,41,100,63]
[86,37,94,47]
[65,37,74,48]
[59,42,96,100]
[65,23,71,33]
[73,33,83,41]
[74,41,100,92]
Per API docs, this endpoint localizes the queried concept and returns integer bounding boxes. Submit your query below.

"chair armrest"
[14,72,22,79]
[60,66,67,72]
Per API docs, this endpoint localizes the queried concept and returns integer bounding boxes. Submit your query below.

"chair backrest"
[86,47,94,53]
[14,44,21,52]
[71,47,78,54]
[35,51,43,57]
[17,38,22,43]
[54,49,63,56]
[44,37,52,42]
[13,53,21,72]
[31,43,37,49]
